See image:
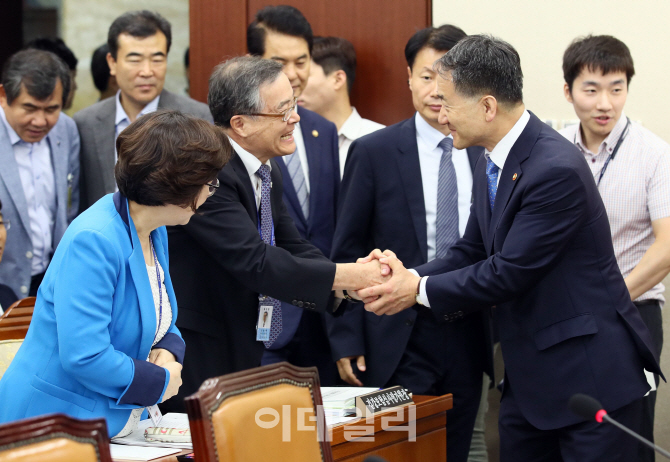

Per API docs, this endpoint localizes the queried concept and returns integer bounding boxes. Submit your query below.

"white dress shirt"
[414,112,473,262]
[417,110,530,307]
[229,138,272,210]
[338,107,385,178]
[0,107,56,276]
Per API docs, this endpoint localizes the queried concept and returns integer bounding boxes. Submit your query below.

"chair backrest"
[0,297,35,341]
[0,413,111,462]
[186,362,333,462]
[0,339,22,379]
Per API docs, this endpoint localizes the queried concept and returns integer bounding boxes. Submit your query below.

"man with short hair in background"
[90,44,118,101]
[0,49,80,299]
[298,36,384,177]
[247,5,341,384]
[75,10,212,212]
[560,35,670,462]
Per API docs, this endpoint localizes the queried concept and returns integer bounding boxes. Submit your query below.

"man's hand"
[149,348,177,367]
[333,258,391,292]
[357,253,420,315]
[336,355,366,386]
[161,361,183,403]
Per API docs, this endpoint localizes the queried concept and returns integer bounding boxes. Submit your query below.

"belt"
[633,300,660,307]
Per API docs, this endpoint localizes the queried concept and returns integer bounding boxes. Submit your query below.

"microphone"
[569,393,670,460]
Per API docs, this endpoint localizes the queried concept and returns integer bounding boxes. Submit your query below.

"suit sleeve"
[65,116,80,222]
[53,229,169,407]
[423,165,589,318]
[181,166,336,312]
[325,139,375,360]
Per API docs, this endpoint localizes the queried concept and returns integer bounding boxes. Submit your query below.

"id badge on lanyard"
[255,205,275,342]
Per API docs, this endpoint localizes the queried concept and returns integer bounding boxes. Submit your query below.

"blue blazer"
[0,112,80,298]
[0,193,185,436]
[273,107,340,344]
[416,112,662,429]
[326,116,490,387]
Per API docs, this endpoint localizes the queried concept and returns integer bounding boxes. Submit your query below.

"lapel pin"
[512,173,518,181]
[57,141,61,146]
[312,130,319,138]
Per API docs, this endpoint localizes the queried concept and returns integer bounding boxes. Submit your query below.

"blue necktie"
[255,165,282,347]
[283,149,309,220]
[486,157,499,212]
[435,137,459,258]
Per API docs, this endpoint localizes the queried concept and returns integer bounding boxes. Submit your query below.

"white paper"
[320,387,379,408]
[111,413,192,449]
[109,444,180,461]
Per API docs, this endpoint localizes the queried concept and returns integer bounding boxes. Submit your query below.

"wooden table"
[113,394,452,462]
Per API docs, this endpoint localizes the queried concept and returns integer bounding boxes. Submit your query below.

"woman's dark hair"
[115,110,231,211]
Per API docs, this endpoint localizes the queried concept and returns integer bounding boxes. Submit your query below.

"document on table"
[321,386,379,426]
[109,444,181,461]
[111,413,192,449]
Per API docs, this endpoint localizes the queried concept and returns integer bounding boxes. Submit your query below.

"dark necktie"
[255,165,282,347]
[486,157,499,212]
[435,137,459,258]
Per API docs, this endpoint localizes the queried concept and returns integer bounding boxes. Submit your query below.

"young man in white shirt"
[298,36,384,177]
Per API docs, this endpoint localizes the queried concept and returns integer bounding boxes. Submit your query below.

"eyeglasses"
[207,178,220,197]
[247,97,298,123]
[0,220,9,231]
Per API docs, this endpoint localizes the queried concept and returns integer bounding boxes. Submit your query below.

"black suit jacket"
[326,116,491,387]
[416,112,662,429]
[165,151,336,408]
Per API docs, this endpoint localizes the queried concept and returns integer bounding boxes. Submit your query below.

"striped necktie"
[283,149,309,220]
[435,137,459,258]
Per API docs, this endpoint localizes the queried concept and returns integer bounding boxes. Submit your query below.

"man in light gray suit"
[75,10,212,212]
[0,49,80,299]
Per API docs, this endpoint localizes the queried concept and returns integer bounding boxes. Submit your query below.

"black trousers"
[635,300,664,462]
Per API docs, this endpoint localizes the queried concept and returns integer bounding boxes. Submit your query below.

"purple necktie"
[256,165,282,347]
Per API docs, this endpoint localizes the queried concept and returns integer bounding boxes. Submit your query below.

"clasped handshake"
[334,249,420,316]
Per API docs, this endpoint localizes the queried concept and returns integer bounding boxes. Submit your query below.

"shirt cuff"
[153,333,186,365]
[408,269,431,308]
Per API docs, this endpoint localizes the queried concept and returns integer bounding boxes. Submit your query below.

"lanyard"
[148,235,163,335]
[577,117,630,187]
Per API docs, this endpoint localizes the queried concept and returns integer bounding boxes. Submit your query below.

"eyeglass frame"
[0,219,9,231]
[206,178,220,197]
[245,97,298,123]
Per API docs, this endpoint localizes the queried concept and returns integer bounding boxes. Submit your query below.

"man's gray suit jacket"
[0,113,80,298]
[74,89,213,212]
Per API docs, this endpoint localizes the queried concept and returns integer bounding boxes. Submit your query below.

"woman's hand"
[149,348,177,367]
[161,362,183,402]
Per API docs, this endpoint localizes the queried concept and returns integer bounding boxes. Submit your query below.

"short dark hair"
[25,38,78,70]
[311,36,356,95]
[405,24,467,70]
[563,35,635,92]
[247,5,313,56]
[91,44,111,92]
[115,110,231,211]
[435,34,523,106]
[208,56,284,129]
[1,49,71,106]
[108,10,172,59]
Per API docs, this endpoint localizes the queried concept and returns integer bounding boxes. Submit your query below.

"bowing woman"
[0,110,230,436]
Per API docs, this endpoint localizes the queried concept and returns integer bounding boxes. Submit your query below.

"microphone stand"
[602,414,670,459]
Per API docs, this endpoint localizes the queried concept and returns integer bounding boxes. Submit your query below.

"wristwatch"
[415,277,424,306]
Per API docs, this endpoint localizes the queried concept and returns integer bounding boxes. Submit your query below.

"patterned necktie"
[486,157,499,212]
[283,149,309,220]
[255,165,282,347]
[435,137,459,258]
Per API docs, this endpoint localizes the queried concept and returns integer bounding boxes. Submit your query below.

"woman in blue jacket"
[0,110,230,436]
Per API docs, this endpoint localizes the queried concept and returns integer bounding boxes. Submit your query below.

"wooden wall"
[189,0,432,126]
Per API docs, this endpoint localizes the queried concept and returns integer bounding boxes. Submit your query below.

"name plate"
[355,386,414,417]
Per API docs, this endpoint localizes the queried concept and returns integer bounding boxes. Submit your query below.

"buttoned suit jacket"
[326,116,492,387]
[0,113,80,298]
[74,89,213,212]
[0,193,185,437]
[165,151,337,409]
[416,112,662,430]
